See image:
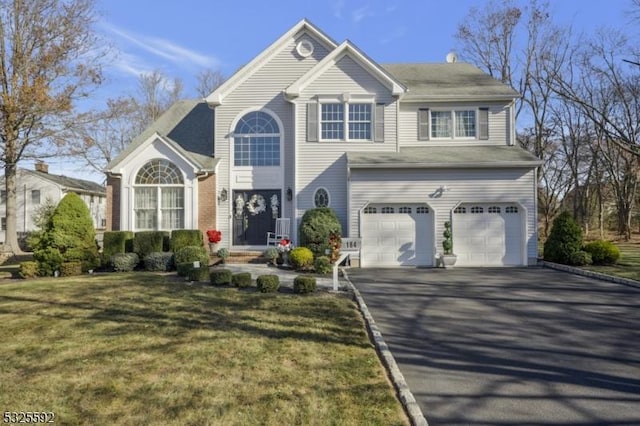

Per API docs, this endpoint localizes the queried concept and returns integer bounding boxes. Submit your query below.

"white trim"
[317,100,375,142]
[428,108,480,141]
[206,19,338,106]
[285,41,405,99]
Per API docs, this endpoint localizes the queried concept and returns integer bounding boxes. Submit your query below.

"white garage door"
[361,204,433,267]
[452,204,523,266]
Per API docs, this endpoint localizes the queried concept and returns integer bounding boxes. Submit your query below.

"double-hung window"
[310,95,382,142]
[321,103,372,141]
[419,108,488,140]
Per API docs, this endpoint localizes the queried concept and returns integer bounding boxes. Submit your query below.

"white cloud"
[100,22,220,70]
[352,5,373,23]
[331,0,345,19]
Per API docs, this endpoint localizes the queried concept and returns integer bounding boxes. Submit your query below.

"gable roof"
[20,169,105,194]
[206,18,338,106]
[285,40,406,99]
[347,145,541,169]
[382,63,520,101]
[106,99,218,173]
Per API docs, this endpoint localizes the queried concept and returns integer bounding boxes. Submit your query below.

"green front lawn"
[0,273,408,425]
[582,241,640,281]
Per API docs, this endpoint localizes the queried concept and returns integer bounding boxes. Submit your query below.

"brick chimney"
[35,161,48,173]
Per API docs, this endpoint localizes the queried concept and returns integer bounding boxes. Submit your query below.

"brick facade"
[198,173,217,245]
[106,174,121,231]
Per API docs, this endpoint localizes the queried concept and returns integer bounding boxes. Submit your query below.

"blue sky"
[50,0,638,181]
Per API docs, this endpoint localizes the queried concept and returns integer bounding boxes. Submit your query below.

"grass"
[0,272,408,426]
[581,241,640,281]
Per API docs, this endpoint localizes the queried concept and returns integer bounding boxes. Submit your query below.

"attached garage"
[452,203,524,266]
[361,204,434,267]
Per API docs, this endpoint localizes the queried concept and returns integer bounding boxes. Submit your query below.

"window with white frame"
[234,111,280,166]
[321,103,372,141]
[134,159,185,230]
[419,108,488,140]
[31,190,41,205]
[313,187,330,208]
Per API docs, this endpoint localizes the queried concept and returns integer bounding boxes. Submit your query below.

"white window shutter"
[307,103,318,142]
[479,108,489,140]
[374,103,384,142]
[418,108,429,140]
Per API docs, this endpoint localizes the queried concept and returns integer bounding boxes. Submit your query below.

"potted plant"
[441,221,457,268]
[276,238,293,267]
[206,229,222,254]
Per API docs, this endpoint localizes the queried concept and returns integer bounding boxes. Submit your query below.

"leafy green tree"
[33,192,99,274]
[543,211,583,264]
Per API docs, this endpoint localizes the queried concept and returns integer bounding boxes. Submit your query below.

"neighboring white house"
[0,162,106,244]
[105,19,542,267]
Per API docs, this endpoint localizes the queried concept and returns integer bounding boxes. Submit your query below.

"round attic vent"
[446,52,458,63]
[296,39,314,58]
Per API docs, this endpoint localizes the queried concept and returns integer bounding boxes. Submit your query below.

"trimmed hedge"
[176,262,194,277]
[293,275,317,294]
[174,246,209,267]
[110,253,139,272]
[133,231,168,258]
[210,269,232,286]
[289,247,314,271]
[584,240,620,265]
[569,250,592,266]
[102,231,134,259]
[143,252,174,271]
[256,274,280,293]
[19,261,38,279]
[60,261,83,277]
[188,266,210,282]
[171,229,204,253]
[232,272,252,288]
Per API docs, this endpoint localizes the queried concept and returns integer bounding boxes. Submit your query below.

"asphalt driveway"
[348,267,640,426]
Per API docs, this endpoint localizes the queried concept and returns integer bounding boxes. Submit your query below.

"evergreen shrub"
[133,231,167,258]
[60,261,83,277]
[314,256,332,274]
[111,253,139,272]
[171,229,203,252]
[102,231,134,259]
[256,274,280,293]
[543,212,583,265]
[583,240,620,265]
[188,266,210,282]
[293,275,317,294]
[232,272,253,288]
[174,245,209,267]
[143,252,174,271]
[19,261,38,279]
[299,207,342,258]
[210,269,232,286]
[289,247,314,271]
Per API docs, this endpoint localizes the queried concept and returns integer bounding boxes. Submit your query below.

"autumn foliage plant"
[206,230,222,244]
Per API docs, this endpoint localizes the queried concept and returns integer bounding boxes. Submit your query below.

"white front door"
[452,204,523,266]
[361,204,433,267]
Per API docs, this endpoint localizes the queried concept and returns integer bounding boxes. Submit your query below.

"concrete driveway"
[348,267,640,426]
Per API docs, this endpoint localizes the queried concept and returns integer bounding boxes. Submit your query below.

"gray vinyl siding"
[213,31,332,247]
[296,55,399,234]
[349,167,538,263]
[398,102,510,146]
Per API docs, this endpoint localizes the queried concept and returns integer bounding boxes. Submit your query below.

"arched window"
[313,187,330,207]
[134,159,184,230]
[234,111,280,166]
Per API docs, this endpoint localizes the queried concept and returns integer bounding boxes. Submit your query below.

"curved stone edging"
[340,268,429,426]
[541,261,640,289]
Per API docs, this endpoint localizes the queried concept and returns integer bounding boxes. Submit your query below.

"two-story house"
[0,162,106,245]
[105,19,541,267]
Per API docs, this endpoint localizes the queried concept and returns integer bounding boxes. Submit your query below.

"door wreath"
[246,194,266,215]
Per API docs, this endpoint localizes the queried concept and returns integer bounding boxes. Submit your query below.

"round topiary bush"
[110,253,140,272]
[583,240,620,265]
[176,262,194,277]
[543,212,583,265]
[263,248,279,265]
[232,272,253,288]
[143,252,174,271]
[299,207,343,258]
[293,275,317,294]
[568,250,592,266]
[256,274,280,293]
[289,247,314,271]
[174,245,209,267]
[210,268,232,286]
[314,255,332,274]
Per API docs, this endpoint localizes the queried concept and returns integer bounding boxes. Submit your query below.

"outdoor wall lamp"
[218,188,228,204]
[287,187,293,201]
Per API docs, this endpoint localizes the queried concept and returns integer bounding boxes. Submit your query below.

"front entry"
[232,190,280,246]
